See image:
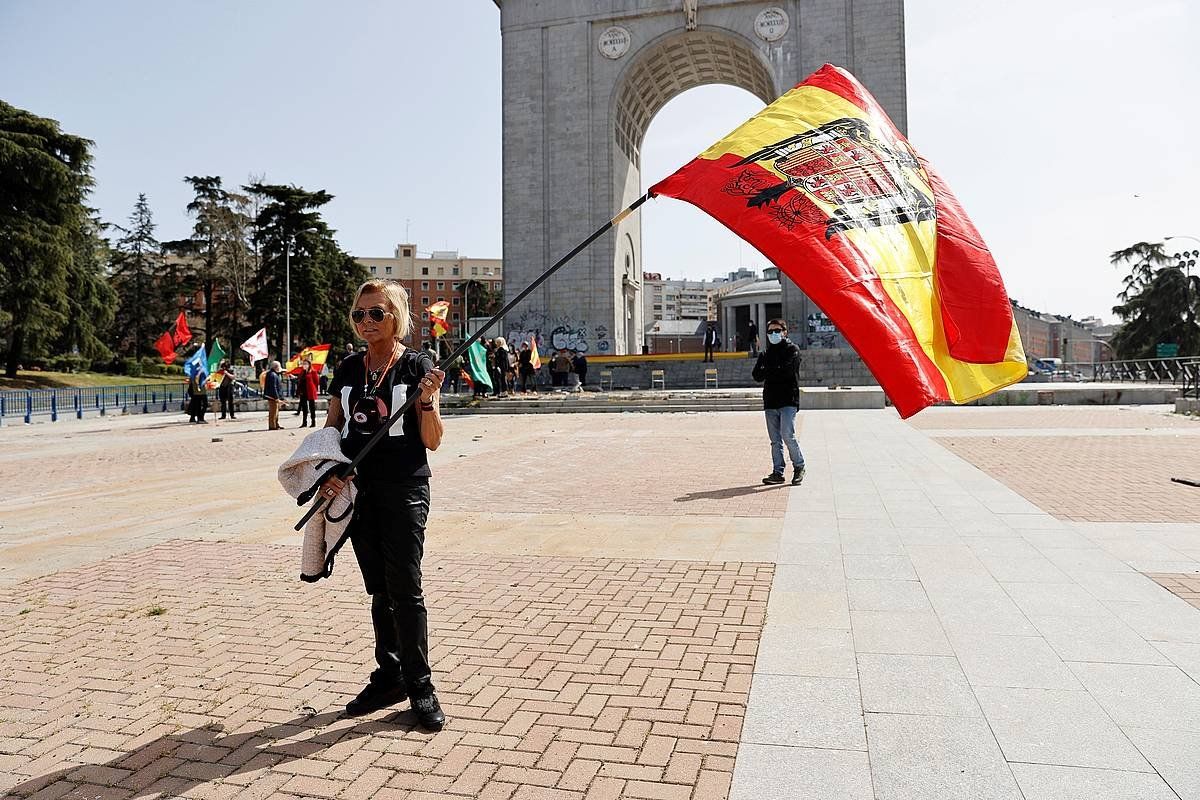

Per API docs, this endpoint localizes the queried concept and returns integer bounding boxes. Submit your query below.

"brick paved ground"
[907,405,1196,430]
[0,411,787,587]
[431,415,795,519]
[0,413,790,519]
[0,541,771,800]
[935,435,1200,522]
[911,405,1200,523]
[1148,573,1200,610]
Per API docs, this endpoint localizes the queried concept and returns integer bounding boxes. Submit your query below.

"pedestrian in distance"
[747,318,759,356]
[493,337,511,397]
[485,339,498,398]
[186,371,208,423]
[317,278,447,730]
[571,349,588,388]
[298,358,320,428]
[264,360,284,430]
[216,360,236,420]
[446,353,464,394]
[517,341,536,393]
[752,319,805,486]
[552,349,572,388]
[702,322,720,363]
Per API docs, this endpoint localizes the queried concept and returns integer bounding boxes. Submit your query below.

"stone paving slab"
[735,408,1200,800]
[0,541,771,799]
[5,404,1200,799]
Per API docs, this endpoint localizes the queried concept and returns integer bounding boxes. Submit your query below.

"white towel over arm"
[277,427,356,582]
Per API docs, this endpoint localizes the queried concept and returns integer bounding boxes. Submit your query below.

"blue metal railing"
[0,381,265,425]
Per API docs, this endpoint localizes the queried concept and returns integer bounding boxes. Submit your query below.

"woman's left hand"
[419,369,445,403]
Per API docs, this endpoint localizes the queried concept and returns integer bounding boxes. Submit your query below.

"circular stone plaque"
[754,8,790,42]
[598,26,631,59]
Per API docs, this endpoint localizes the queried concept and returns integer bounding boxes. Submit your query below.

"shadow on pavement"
[5,708,420,799]
[674,484,785,502]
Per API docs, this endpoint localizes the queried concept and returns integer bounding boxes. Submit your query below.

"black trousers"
[704,344,715,362]
[218,391,235,418]
[350,479,433,696]
[297,396,316,425]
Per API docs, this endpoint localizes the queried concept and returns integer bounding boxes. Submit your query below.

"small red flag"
[172,312,192,347]
[154,332,177,364]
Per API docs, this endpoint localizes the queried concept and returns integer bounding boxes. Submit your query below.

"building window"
[421,281,429,290]
[452,312,460,321]
[484,267,493,275]
[437,267,444,276]
[369,265,377,274]
[452,297,460,306]
[421,267,428,275]
[402,248,412,257]
[421,327,429,337]
[385,266,393,275]
[471,267,478,276]
[437,296,444,302]
[422,297,429,305]
[436,282,444,290]
[452,267,459,275]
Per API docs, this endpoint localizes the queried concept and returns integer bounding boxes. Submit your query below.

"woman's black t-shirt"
[328,348,435,482]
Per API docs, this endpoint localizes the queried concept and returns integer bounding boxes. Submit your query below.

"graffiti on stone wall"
[550,326,589,352]
[507,310,591,353]
[806,312,838,349]
[594,325,610,353]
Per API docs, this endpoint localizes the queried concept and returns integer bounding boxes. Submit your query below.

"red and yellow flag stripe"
[650,65,1025,418]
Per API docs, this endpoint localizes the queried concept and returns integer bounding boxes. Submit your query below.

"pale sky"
[3,0,1197,322]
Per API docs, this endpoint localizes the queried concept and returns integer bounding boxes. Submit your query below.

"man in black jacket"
[702,322,720,362]
[751,318,805,485]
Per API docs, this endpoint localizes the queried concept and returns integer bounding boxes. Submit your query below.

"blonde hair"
[494,336,508,350]
[351,279,414,342]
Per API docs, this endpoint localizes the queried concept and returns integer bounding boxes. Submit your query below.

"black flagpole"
[294,192,653,530]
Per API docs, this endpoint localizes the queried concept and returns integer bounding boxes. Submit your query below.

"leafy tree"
[0,101,94,376]
[1110,241,1200,358]
[244,183,366,359]
[455,279,502,319]
[165,176,255,350]
[109,194,168,358]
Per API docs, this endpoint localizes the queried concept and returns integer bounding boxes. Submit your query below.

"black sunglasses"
[351,307,390,324]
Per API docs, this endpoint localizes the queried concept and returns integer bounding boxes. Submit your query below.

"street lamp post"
[284,227,318,361]
[285,238,291,361]
[1166,235,1200,278]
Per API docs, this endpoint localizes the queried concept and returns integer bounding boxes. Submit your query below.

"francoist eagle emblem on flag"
[723,117,937,239]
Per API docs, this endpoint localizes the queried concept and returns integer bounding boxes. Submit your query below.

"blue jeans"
[765,406,804,474]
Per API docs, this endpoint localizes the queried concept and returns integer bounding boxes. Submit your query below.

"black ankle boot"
[411,691,446,731]
[345,679,407,717]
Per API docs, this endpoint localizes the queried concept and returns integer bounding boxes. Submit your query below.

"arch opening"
[614,28,777,169]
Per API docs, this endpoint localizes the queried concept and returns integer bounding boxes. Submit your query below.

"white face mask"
[767,331,784,345]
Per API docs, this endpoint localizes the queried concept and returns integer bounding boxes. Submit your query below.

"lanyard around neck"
[364,345,399,396]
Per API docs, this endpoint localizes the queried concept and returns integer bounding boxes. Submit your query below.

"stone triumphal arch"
[497,0,906,355]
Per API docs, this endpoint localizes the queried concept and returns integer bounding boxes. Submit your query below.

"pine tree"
[1110,241,1200,358]
[56,210,116,362]
[109,194,165,359]
[0,101,95,376]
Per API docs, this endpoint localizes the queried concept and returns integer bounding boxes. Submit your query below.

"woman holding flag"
[317,279,447,730]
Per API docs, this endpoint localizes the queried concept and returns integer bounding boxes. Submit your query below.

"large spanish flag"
[650,64,1026,418]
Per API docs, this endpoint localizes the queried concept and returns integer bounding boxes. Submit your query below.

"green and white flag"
[466,339,492,392]
[206,338,226,376]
